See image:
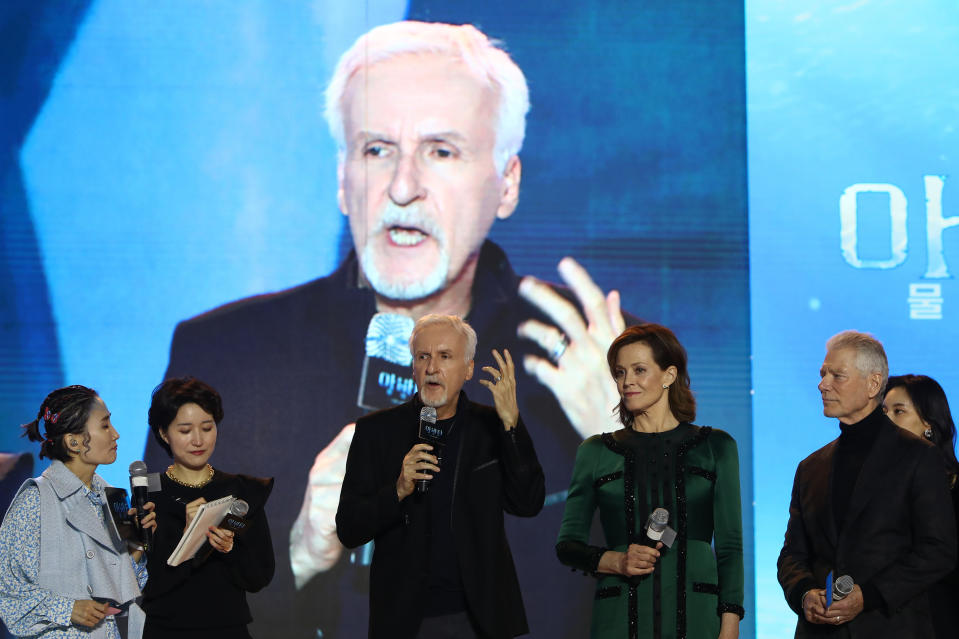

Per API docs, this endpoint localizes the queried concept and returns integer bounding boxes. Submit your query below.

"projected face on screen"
[338,53,519,301]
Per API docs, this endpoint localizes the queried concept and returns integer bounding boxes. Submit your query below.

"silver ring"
[549,333,569,363]
[494,376,502,383]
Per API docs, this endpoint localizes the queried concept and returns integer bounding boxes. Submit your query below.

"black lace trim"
[593,470,623,489]
[595,586,622,600]
[675,426,712,639]
[601,433,638,639]
[692,582,720,594]
[688,466,716,482]
[718,602,746,620]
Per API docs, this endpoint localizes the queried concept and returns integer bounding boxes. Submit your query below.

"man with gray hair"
[336,314,544,638]
[778,330,956,637]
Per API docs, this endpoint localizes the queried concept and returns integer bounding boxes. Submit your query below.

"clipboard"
[167,495,235,566]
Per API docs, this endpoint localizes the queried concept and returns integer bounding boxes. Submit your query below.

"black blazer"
[778,409,957,638]
[336,393,545,639]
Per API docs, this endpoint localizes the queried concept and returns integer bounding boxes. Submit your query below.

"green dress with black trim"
[556,424,744,639]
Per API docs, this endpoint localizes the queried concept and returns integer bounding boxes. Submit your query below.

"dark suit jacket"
[778,408,957,638]
[336,392,545,639]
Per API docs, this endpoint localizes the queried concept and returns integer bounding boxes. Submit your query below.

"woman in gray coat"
[0,385,156,638]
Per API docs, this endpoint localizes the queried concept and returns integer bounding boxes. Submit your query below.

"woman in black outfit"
[142,377,274,639]
[883,374,959,639]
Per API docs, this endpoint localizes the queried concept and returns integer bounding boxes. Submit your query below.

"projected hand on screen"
[518,257,626,438]
[289,422,355,589]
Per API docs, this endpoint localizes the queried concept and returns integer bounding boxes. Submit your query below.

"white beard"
[359,203,450,301]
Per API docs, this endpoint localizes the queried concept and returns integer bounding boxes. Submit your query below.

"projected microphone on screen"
[358,313,417,411]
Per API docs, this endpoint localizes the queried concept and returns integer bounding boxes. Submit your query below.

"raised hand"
[478,349,519,430]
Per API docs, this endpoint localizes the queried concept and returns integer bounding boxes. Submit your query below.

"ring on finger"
[549,333,569,364]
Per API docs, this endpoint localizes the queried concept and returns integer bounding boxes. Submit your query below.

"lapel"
[448,392,478,502]
[44,462,117,551]
[813,441,840,551]
[840,417,898,535]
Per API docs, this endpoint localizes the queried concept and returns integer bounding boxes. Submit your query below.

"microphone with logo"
[128,461,154,552]
[358,313,417,411]
[416,406,443,494]
[643,507,677,548]
[194,499,251,565]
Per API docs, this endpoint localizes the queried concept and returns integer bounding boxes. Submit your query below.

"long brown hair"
[607,324,696,427]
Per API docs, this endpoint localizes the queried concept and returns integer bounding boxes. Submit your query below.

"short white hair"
[325,21,529,173]
[409,314,477,363]
[826,330,889,392]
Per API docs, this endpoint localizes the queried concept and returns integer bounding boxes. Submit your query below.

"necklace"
[166,464,214,488]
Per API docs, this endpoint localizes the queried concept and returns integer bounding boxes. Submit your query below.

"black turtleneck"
[831,404,886,612]
[832,405,883,531]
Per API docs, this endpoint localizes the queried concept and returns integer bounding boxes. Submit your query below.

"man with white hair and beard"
[778,330,956,638]
[147,21,635,636]
[336,314,544,638]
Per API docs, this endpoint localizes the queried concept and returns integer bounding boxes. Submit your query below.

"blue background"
[748,0,959,636]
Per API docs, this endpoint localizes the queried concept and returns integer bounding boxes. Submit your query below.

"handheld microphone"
[644,507,677,548]
[194,499,250,564]
[416,406,440,494]
[832,574,854,601]
[128,461,153,552]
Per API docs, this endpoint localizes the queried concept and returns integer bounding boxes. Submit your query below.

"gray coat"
[14,461,145,638]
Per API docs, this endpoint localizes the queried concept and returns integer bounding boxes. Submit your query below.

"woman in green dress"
[556,323,744,639]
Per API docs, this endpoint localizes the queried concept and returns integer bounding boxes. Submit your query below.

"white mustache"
[372,203,445,244]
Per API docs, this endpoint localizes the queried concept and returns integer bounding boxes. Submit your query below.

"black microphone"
[194,499,250,564]
[128,460,153,552]
[643,507,677,548]
[416,406,440,494]
[832,574,854,601]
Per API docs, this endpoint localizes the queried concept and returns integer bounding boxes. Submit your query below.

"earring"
[662,384,669,390]
[924,428,934,440]
[70,440,78,446]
